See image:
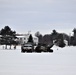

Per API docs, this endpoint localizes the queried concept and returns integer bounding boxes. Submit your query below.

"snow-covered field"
[0,45,76,75]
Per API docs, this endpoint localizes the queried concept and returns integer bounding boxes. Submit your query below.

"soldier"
[14,45,16,49]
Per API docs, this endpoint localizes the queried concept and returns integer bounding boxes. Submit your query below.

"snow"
[0,45,76,75]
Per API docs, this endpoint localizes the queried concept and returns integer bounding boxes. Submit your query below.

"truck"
[21,43,34,53]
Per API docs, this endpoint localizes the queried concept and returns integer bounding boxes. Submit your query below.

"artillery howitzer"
[35,43,54,53]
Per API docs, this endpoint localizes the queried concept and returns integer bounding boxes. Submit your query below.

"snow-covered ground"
[0,45,76,75]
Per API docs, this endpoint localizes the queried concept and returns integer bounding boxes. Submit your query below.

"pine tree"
[28,34,33,43]
[0,26,17,49]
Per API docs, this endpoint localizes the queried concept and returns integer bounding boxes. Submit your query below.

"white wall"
[17,34,38,45]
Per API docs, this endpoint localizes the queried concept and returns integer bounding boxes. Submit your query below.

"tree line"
[35,29,76,47]
[0,26,76,49]
[0,26,18,49]
[0,26,35,49]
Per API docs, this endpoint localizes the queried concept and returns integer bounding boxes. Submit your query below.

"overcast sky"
[0,0,76,35]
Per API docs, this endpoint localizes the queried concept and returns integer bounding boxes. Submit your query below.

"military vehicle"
[21,43,34,53]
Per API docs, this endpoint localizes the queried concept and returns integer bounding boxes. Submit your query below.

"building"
[17,34,38,45]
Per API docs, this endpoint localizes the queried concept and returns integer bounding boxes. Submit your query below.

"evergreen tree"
[0,26,17,49]
[28,34,34,43]
[57,34,66,47]
[51,30,58,35]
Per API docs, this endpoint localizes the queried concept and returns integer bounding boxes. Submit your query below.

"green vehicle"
[35,44,53,53]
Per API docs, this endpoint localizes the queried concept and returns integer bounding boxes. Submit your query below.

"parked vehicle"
[21,43,53,53]
[21,43,34,53]
[35,44,53,53]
